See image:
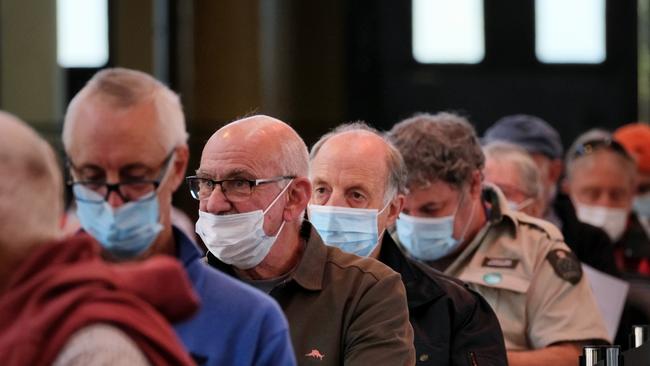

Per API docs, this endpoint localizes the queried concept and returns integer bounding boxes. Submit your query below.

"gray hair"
[565,129,636,181]
[310,121,407,203]
[387,112,485,190]
[0,112,63,251]
[483,141,543,199]
[62,67,188,152]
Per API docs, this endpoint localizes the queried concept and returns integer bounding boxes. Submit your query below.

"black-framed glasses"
[68,151,175,203]
[572,138,633,161]
[186,175,295,202]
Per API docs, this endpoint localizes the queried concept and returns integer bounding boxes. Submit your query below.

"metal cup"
[629,324,649,349]
[580,345,621,366]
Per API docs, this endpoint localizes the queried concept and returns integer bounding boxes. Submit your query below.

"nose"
[106,189,126,208]
[326,190,348,208]
[203,185,233,214]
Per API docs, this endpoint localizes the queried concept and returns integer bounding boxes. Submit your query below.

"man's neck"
[236,226,305,280]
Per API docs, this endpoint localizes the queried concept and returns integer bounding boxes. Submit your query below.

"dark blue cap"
[483,114,564,159]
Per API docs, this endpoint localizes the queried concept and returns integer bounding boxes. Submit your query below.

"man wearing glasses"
[62,68,296,366]
[191,115,415,366]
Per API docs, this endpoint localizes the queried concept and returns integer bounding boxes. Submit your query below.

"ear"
[469,170,483,199]
[385,193,405,227]
[169,145,190,192]
[283,177,312,222]
[548,159,563,184]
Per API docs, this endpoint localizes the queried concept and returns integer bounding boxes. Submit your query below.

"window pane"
[412,0,485,64]
[57,0,109,68]
[535,0,606,64]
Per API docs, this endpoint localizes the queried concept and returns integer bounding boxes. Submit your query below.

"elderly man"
[62,68,295,366]
[0,112,198,365]
[307,122,507,365]
[193,115,415,366]
[565,129,650,276]
[483,142,544,217]
[484,114,617,276]
[388,112,609,366]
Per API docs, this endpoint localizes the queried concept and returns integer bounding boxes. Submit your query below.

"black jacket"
[379,234,508,366]
[553,193,619,276]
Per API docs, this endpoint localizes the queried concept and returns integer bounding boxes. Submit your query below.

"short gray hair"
[62,67,188,151]
[0,112,63,251]
[483,141,543,199]
[310,121,407,202]
[387,112,485,189]
[565,129,636,181]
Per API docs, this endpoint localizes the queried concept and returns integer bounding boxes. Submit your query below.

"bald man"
[308,123,507,366]
[62,68,295,366]
[0,112,198,365]
[193,115,415,366]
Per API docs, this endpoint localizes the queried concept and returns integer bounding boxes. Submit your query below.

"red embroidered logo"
[305,349,325,360]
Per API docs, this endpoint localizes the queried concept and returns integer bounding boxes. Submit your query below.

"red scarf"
[0,234,199,365]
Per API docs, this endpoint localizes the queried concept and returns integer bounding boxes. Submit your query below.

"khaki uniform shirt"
[443,186,610,351]
[209,222,416,366]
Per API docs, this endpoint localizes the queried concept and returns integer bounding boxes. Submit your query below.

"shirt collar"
[205,221,327,291]
[290,221,326,291]
[173,226,204,267]
[380,233,445,308]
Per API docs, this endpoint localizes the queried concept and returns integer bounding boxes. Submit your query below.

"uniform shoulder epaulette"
[512,212,564,242]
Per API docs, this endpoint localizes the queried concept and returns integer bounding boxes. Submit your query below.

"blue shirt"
[172,227,296,366]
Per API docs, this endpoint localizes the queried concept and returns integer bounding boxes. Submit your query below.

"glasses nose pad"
[104,184,128,207]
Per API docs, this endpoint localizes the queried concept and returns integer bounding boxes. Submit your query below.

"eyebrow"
[195,168,255,180]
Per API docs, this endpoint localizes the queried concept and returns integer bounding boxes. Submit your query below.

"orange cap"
[614,122,650,174]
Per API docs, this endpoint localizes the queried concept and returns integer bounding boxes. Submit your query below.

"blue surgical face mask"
[75,185,163,258]
[308,202,390,257]
[396,192,475,261]
[633,193,650,218]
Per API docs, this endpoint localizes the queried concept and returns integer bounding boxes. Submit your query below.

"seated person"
[308,122,508,365]
[614,123,650,240]
[565,129,650,276]
[194,115,416,366]
[388,112,609,366]
[0,111,198,366]
[62,68,295,365]
[483,142,545,217]
[483,114,617,276]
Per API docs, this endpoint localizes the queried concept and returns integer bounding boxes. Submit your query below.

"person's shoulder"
[412,259,484,310]
[190,258,283,313]
[324,245,400,283]
[512,211,565,243]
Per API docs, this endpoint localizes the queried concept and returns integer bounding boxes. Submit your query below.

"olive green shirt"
[208,222,415,366]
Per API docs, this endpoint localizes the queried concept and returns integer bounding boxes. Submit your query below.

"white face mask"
[575,203,629,242]
[195,179,293,269]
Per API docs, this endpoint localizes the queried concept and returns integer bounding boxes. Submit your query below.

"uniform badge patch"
[482,257,519,269]
[546,249,582,285]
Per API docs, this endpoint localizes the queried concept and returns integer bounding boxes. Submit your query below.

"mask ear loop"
[515,198,535,211]
[454,188,476,243]
[262,179,295,237]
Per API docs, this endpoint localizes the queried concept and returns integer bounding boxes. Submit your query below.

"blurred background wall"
[0,0,648,217]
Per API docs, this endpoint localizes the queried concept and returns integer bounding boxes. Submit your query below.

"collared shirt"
[380,234,508,366]
[442,187,610,351]
[208,222,416,366]
[172,227,296,366]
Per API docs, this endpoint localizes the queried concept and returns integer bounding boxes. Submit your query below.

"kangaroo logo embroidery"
[305,349,325,360]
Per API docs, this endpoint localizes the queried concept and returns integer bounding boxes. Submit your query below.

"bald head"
[310,123,407,202]
[0,112,62,256]
[205,115,309,177]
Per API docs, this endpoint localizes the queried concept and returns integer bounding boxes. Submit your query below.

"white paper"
[582,264,630,341]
